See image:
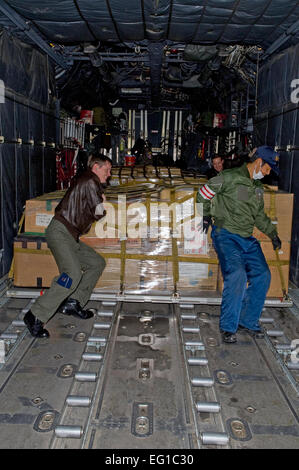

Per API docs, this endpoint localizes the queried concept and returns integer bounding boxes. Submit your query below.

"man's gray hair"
[88,153,112,169]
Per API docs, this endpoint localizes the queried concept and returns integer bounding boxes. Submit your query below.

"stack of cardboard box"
[13,179,293,298]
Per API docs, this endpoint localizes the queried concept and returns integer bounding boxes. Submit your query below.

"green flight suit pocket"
[237,185,249,201]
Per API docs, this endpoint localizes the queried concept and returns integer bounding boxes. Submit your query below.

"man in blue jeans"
[197,146,282,343]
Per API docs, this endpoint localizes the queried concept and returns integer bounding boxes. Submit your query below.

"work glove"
[203,216,212,234]
[272,235,282,251]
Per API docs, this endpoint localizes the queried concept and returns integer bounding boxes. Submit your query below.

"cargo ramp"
[0,284,299,451]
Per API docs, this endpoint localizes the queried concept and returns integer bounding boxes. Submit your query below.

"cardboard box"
[95,258,140,291]
[172,261,218,291]
[13,236,139,291]
[252,189,294,242]
[13,237,58,288]
[13,233,218,293]
[24,191,65,234]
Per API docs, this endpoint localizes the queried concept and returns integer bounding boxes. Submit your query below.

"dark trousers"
[31,219,106,324]
[212,226,271,333]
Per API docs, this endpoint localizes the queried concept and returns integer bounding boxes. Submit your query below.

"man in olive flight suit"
[197,146,281,343]
[24,154,112,338]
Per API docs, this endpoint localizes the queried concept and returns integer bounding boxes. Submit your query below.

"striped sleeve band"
[199,184,216,200]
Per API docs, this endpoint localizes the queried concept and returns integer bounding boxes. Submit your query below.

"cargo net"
[12,167,292,299]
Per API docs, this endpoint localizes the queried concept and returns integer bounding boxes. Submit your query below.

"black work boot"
[221,330,237,344]
[24,311,50,338]
[58,298,94,319]
[238,325,264,339]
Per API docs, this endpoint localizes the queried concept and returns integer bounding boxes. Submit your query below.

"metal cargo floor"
[0,289,299,449]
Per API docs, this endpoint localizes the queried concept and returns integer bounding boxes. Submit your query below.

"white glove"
[95,203,105,216]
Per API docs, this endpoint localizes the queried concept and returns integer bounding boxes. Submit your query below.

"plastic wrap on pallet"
[16,177,293,298]
[15,180,219,295]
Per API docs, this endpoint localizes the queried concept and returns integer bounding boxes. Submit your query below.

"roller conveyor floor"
[0,288,299,451]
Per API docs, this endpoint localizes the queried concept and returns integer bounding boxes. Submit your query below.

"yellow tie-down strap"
[13,181,289,298]
[270,250,289,299]
[262,186,289,298]
[12,246,219,292]
[12,244,288,297]
[8,211,26,279]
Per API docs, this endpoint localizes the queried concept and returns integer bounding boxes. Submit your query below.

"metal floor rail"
[5,287,294,307]
[0,292,299,449]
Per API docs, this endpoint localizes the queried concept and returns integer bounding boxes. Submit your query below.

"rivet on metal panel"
[229,361,239,367]
[198,312,211,323]
[58,364,75,378]
[214,370,233,385]
[139,369,151,380]
[138,333,155,346]
[131,402,153,437]
[139,310,154,323]
[227,418,252,441]
[34,410,59,433]
[136,416,149,435]
[32,397,44,406]
[64,323,76,329]
[38,412,55,430]
[137,358,153,381]
[74,332,87,342]
[246,406,256,413]
[206,337,218,347]
[231,420,247,438]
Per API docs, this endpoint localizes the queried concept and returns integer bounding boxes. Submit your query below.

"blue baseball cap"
[256,146,280,175]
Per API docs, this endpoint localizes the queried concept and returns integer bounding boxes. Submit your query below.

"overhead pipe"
[0,0,69,69]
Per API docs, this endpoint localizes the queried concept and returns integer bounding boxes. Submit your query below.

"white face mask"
[253,168,264,180]
[252,162,264,180]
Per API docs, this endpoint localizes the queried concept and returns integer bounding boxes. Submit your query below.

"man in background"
[206,154,224,179]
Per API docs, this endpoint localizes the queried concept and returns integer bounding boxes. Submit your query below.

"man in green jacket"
[197,146,281,343]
